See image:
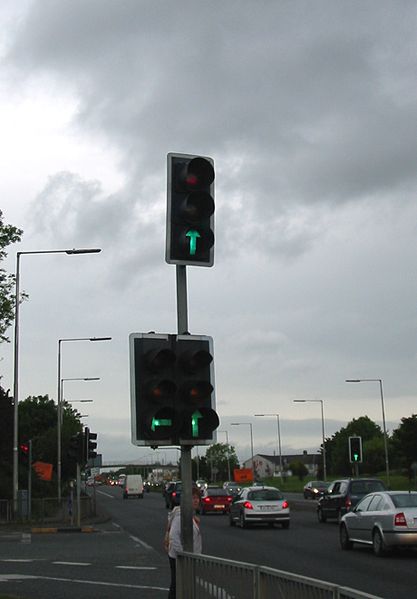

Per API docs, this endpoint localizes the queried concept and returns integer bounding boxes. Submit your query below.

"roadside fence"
[177,552,382,599]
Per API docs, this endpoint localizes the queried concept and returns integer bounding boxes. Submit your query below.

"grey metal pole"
[320,400,327,482]
[12,252,21,516]
[76,463,81,528]
[176,264,193,551]
[57,341,62,503]
[277,415,283,485]
[379,379,390,487]
[28,439,32,520]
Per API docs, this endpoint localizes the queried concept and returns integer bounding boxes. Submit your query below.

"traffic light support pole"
[176,265,188,335]
[176,264,193,551]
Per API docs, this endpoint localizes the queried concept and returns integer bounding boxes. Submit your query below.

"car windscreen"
[248,490,283,501]
[351,481,385,494]
[391,494,417,508]
[207,488,229,496]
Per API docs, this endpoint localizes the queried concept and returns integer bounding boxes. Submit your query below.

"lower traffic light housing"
[130,333,218,447]
[348,436,363,463]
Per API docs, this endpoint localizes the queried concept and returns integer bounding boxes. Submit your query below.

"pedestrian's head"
[192,487,201,508]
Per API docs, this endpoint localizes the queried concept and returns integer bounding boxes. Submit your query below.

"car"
[200,487,233,515]
[223,481,242,496]
[229,485,290,529]
[303,480,329,499]
[123,474,144,499]
[165,481,182,509]
[340,491,417,556]
[317,478,386,523]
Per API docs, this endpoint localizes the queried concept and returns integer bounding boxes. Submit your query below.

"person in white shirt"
[166,488,202,598]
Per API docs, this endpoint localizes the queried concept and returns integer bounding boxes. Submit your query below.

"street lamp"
[57,338,111,502]
[293,399,327,481]
[254,414,283,484]
[218,430,231,481]
[231,422,254,476]
[12,247,101,516]
[345,378,390,486]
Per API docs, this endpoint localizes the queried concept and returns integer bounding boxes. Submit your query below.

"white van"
[123,474,144,499]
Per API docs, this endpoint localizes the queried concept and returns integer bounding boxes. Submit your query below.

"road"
[0,486,416,598]
[97,486,417,599]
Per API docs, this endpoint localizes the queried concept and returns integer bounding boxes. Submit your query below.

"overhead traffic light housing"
[166,153,215,267]
[130,333,218,446]
[348,436,363,463]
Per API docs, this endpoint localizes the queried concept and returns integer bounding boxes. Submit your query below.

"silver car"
[229,486,290,529]
[340,491,417,556]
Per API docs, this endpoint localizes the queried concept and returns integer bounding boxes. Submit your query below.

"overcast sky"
[0,1,416,467]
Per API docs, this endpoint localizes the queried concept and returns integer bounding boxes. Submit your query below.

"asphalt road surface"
[97,486,417,599]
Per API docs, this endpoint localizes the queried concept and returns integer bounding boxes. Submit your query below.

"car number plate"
[260,505,275,511]
[214,504,225,509]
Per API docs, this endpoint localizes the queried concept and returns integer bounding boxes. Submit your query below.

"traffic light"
[19,441,30,465]
[68,432,84,464]
[130,333,219,446]
[176,334,219,444]
[166,153,215,267]
[348,436,363,463]
[85,428,98,461]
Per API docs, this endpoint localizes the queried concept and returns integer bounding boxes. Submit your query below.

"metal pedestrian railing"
[177,552,382,599]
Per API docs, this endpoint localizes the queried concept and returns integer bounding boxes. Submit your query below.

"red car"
[200,487,233,515]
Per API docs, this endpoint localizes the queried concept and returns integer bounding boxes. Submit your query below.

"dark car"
[317,478,386,523]
[303,480,329,499]
[200,487,233,515]
[165,481,182,509]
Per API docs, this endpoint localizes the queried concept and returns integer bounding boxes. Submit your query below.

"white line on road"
[53,562,91,566]
[97,490,115,499]
[0,573,168,591]
[115,566,157,570]
[1,559,34,563]
[129,535,153,550]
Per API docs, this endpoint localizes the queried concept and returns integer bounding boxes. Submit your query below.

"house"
[242,451,321,479]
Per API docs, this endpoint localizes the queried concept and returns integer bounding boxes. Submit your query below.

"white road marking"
[97,489,115,499]
[129,535,153,550]
[0,573,168,591]
[53,561,91,566]
[1,559,34,563]
[115,565,157,570]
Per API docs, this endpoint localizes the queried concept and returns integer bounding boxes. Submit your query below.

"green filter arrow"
[186,230,201,256]
[151,417,172,432]
[191,410,203,438]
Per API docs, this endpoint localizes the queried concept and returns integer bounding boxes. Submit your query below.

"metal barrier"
[177,552,382,599]
[30,496,93,523]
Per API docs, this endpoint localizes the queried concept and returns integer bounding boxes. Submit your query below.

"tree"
[391,415,417,476]
[290,460,308,480]
[196,443,239,482]
[0,210,24,343]
[325,416,383,475]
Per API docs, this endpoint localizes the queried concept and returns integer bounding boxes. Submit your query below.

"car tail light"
[394,512,407,527]
[226,496,233,502]
[282,500,289,509]
[172,492,177,498]
[345,497,352,510]
[203,497,211,503]
[243,501,253,510]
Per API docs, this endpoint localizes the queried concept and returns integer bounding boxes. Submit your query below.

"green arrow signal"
[186,230,201,256]
[191,410,203,438]
[151,417,172,432]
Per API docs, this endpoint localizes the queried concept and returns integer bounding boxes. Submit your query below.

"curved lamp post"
[12,247,101,516]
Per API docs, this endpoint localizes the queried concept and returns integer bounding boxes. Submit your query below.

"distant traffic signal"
[130,333,218,446]
[85,428,98,461]
[19,441,30,465]
[68,432,84,464]
[348,436,363,463]
[166,153,215,267]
